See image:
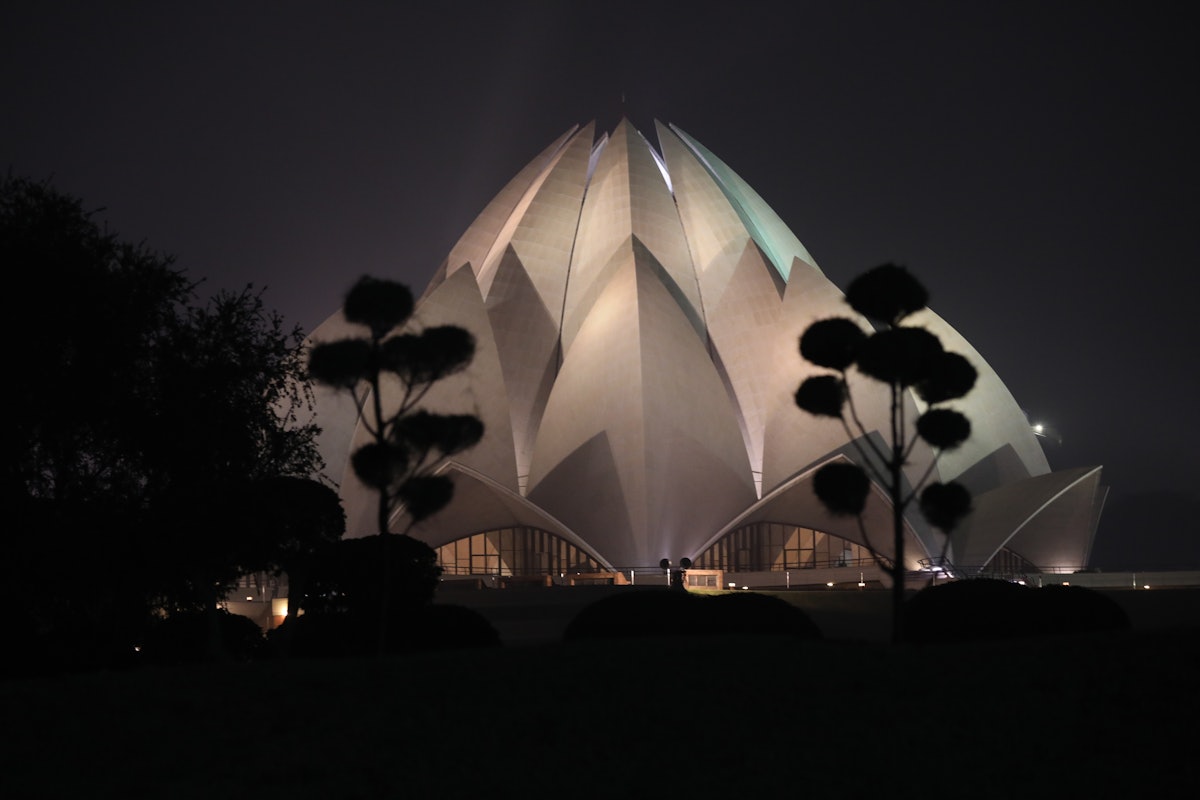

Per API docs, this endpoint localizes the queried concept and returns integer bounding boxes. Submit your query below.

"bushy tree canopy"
[1,175,332,669]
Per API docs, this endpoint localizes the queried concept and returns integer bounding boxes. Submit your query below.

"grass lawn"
[3,621,1198,799]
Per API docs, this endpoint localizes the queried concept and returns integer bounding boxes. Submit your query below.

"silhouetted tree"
[1,175,325,669]
[795,264,975,642]
[142,288,328,616]
[307,276,483,650]
[230,476,346,612]
[308,277,482,535]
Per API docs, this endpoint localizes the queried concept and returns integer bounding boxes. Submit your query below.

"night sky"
[6,2,1197,568]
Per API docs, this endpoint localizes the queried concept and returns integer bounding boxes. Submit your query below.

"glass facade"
[432,523,1034,578]
[692,522,872,572]
[435,527,603,577]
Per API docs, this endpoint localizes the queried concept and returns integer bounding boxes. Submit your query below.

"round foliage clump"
[350,442,410,491]
[917,351,977,404]
[307,338,372,389]
[919,481,972,531]
[916,409,971,450]
[855,327,944,386]
[845,263,929,325]
[396,474,456,523]
[795,375,845,418]
[813,462,870,516]
[382,326,476,385]
[800,318,866,370]
[343,276,414,339]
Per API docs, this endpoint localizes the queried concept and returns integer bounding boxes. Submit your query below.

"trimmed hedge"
[563,589,822,640]
[905,579,1130,643]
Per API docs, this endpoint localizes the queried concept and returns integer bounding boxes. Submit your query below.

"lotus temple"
[306,119,1105,588]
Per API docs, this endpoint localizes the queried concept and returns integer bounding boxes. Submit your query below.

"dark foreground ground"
[3,591,1198,799]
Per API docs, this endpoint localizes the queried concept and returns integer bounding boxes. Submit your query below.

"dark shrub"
[277,533,443,657]
[394,604,502,653]
[905,579,1034,643]
[139,609,265,664]
[705,592,822,639]
[564,590,702,640]
[303,534,441,616]
[267,611,371,658]
[907,580,1134,642]
[564,589,821,640]
[1031,585,1131,635]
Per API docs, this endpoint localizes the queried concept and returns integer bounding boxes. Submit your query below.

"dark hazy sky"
[5,1,1197,568]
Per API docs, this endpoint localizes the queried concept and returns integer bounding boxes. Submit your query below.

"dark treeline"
[1,175,343,674]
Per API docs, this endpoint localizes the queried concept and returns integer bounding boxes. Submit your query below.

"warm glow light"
[857,581,866,588]
[1034,423,1044,433]
[1143,585,1150,589]
[826,582,834,588]
[1062,581,1070,586]
[245,595,254,601]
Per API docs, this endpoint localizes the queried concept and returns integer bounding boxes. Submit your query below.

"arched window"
[434,527,603,577]
[693,522,872,572]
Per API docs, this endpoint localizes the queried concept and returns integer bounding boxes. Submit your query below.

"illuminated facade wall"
[309,120,1105,576]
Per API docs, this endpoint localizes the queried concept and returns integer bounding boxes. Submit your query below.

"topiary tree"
[307,276,483,651]
[795,264,976,642]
